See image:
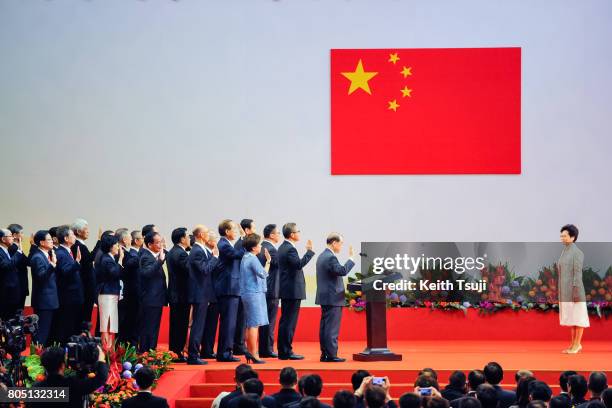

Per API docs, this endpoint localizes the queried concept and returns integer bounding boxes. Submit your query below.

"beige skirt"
[98,294,119,333]
[559,301,590,327]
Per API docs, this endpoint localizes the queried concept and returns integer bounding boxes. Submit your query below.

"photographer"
[29,345,109,408]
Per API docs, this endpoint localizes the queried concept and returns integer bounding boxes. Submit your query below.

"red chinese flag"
[331,48,521,174]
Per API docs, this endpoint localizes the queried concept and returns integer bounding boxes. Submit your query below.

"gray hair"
[0,229,11,239]
[326,232,343,245]
[208,231,218,241]
[116,228,130,243]
[71,218,89,233]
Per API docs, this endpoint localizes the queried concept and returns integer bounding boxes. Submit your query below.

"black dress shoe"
[217,355,241,362]
[260,352,278,358]
[279,354,304,360]
[321,356,346,362]
[173,355,188,363]
[200,353,217,359]
[187,358,208,365]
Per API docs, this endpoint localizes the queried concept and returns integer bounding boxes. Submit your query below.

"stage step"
[176,397,334,408]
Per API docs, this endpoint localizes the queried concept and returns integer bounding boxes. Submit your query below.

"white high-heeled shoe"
[567,345,583,354]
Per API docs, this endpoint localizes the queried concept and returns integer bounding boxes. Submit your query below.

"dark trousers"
[278,299,301,357]
[216,295,239,358]
[0,303,20,322]
[118,296,139,346]
[233,300,246,353]
[319,305,343,357]
[54,304,82,344]
[201,302,219,357]
[188,302,208,360]
[83,294,95,324]
[169,302,190,356]
[138,305,163,353]
[258,298,279,355]
[34,308,55,346]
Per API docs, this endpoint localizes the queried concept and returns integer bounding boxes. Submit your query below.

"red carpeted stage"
[146,307,611,408]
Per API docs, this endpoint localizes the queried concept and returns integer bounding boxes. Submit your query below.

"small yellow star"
[400,66,412,78]
[341,59,378,95]
[400,86,412,98]
[388,53,400,64]
[388,99,400,112]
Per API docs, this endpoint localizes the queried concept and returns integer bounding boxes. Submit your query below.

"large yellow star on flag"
[341,59,378,95]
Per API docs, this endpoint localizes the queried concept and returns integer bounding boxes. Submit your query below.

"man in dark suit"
[256,223,281,358]
[232,219,256,355]
[271,367,302,407]
[201,231,221,359]
[0,228,26,321]
[54,225,85,343]
[186,224,219,365]
[30,230,59,345]
[7,224,29,312]
[138,232,167,353]
[315,233,355,362]
[118,230,141,345]
[167,227,191,361]
[71,218,95,326]
[121,366,169,408]
[483,362,516,408]
[214,219,245,362]
[277,222,314,360]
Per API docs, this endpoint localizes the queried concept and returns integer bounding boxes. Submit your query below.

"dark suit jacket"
[55,245,84,305]
[214,237,245,297]
[121,248,140,299]
[30,248,59,310]
[167,245,190,304]
[30,362,109,408]
[257,240,280,299]
[228,395,277,408]
[122,392,169,408]
[315,248,354,306]
[271,389,302,407]
[441,386,466,402]
[139,249,168,307]
[493,385,516,408]
[0,247,25,305]
[8,243,29,299]
[72,240,95,301]
[187,243,218,304]
[97,253,122,295]
[278,241,314,300]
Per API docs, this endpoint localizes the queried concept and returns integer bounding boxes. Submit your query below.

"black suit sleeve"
[140,253,163,278]
[286,246,315,269]
[30,254,54,280]
[69,362,109,398]
[327,256,354,277]
[190,248,218,277]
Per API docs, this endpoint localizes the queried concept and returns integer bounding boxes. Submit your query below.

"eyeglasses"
[292,230,301,233]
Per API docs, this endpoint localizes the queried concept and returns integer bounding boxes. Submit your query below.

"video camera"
[0,313,38,357]
[65,324,101,371]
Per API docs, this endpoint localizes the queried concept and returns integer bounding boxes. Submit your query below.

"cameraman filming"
[29,345,109,408]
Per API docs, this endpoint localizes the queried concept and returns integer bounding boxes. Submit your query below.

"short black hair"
[237,394,262,408]
[365,385,387,408]
[282,222,297,239]
[101,234,119,253]
[171,227,188,245]
[49,226,59,238]
[40,346,66,374]
[134,366,156,389]
[426,397,450,408]
[399,393,422,408]
[144,232,160,247]
[237,368,259,384]
[280,367,298,387]
[568,375,588,399]
[263,224,277,239]
[7,224,23,234]
[457,397,482,408]
[560,371,578,392]
[219,219,233,237]
[300,397,321,408]
[601,389,612,408]
[483,362,504,385]
[449,371,467,388]
[243,233,262,252]
[241,219,254,231]
[476,384,499,408]
[419,368,438,380]
[242,378,264,397]
[549,396,571,408]
[415,374,439,390]
[334,390,356,408]
[234,364,252,381]
[529,381,552,402]
[351,370,371,391]
[561,224,579,242]
[588,372,608,394]
[56,225,72,245]
[33,230,50,247]
[468,370,486,390]
[142,224,156,237]
[302,374,323,397]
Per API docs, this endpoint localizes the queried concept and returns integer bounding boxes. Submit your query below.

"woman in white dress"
[97,234,124,350]
[558,224,589,354]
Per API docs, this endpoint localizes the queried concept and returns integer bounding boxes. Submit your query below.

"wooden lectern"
[348,272,403,361]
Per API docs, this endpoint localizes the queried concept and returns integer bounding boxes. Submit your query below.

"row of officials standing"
[0,218,355,363]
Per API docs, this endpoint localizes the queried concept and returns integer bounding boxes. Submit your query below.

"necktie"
[69,250,74,260]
